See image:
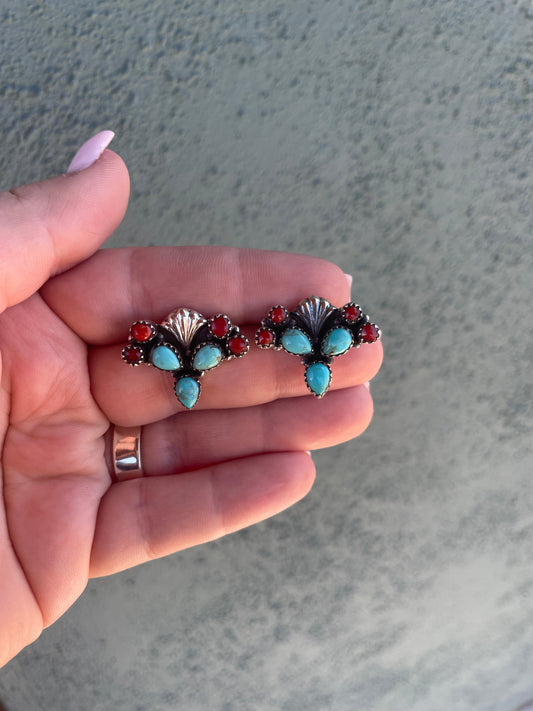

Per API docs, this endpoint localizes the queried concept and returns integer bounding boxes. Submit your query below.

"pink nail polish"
[67,130,115,173]
[344,273,353,290]
[363,381,370,390]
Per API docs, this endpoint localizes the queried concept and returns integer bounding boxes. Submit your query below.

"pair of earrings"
[121,296,380,409]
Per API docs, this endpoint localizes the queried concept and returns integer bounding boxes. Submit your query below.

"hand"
[0,143,382,667]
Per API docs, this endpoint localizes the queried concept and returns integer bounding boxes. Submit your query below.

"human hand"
[0,135,382,666]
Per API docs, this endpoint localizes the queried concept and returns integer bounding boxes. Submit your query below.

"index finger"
[40,246,354,344]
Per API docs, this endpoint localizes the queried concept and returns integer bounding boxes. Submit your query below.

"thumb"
[0,131,130,313]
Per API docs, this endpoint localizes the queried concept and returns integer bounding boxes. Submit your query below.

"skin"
[0,151,382,667]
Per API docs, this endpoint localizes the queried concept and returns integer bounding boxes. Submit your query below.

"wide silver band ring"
[112,425,143,481]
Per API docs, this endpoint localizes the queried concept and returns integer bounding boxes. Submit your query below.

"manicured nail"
[344,273,353,291]
[363,381,370,390]
[305,450,313,457]
[67,130,115,173]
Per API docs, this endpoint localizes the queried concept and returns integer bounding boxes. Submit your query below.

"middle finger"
[90,334,382,426]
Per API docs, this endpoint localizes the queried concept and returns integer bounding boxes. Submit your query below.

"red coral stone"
[131,322,154,342]
[228,336,248,355]
[256,329,275,347]
[343,305,361,322]
[210,316,230,338]
[269,306,287,324]
[123,346,144,364]
[360,323,380,343]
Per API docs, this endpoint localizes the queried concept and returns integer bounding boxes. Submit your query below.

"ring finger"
[108,384,373,477]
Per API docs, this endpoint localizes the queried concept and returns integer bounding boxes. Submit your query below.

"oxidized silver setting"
[122,309,249,409]
[255,296,381,397]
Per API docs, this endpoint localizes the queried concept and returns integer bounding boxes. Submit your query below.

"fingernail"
[67,130,115,173]
[305,450,313,457]
[363,381,370,390]
[344,273,353,291]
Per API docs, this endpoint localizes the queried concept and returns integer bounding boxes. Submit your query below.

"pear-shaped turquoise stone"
[175,376,200,409]
[193,344,223,371]
[281,329,312,355]
[322,327,352,356]
[305,362,331,397]
[151,345,181,370]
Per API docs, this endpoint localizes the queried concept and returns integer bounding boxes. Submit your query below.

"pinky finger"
[89,452,315,578]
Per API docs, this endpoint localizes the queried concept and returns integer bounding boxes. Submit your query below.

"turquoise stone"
[305,362,331,397]
[322,327,352,356]
[281,329,312,355]
[151,345,181,371]
[193,344,223,371]
[175,377,200,409]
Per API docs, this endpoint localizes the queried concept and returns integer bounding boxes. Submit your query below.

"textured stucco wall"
[1,1,533,710]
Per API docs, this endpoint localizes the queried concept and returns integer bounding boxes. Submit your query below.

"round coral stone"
[343,305,361,322]
[131,322,154,342]
[360,323,380,342]
[123,346,144,364]
[256,329,275,347]
[210,316,230,338]
[228,336,248,356]
[269,306,287,324]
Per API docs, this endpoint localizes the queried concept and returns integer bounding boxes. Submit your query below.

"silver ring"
[112,425,143,481]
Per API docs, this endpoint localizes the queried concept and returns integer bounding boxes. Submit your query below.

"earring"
[255,296,380,397]
[122,308,249,409]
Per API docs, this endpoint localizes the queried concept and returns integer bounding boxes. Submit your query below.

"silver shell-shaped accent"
[161,308,207,347]
[293,296,336,338]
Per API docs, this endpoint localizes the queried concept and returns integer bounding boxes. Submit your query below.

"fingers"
[90,452,315,577]
[0,150,129,313]
[42,245,383,422]
[90,337,382,424]
[138,385,373,476]
[40,246,352,344]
